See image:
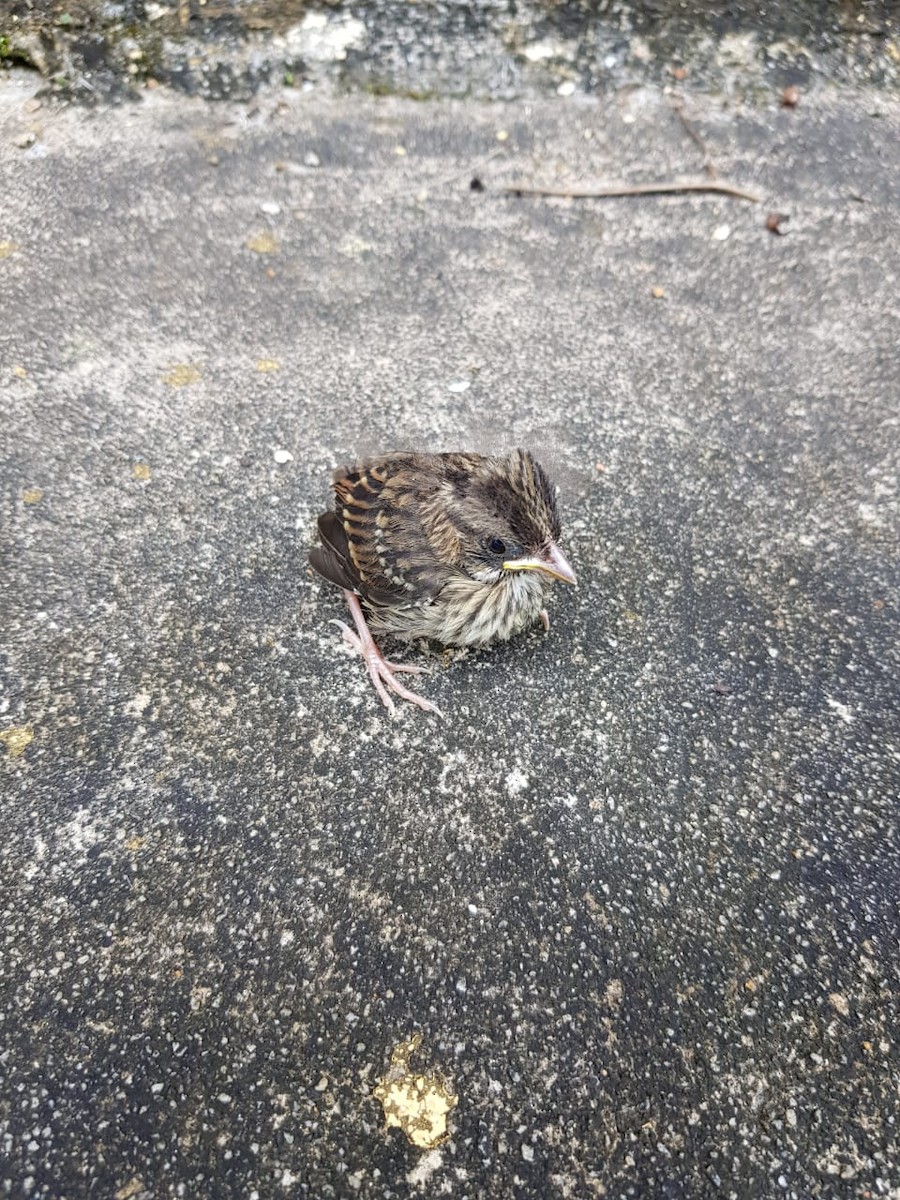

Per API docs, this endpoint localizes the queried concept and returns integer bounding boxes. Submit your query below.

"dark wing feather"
[318,510,349,556]
[308,512,360,592]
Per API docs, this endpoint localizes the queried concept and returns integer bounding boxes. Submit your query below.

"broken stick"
[502,179,762,203]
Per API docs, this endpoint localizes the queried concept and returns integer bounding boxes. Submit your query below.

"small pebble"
[303,151,320,168]
[259,201,282,216]
[829,992,850,1016]
[15,131,37,149]
[273,448,293,465]
[712,224,731,241]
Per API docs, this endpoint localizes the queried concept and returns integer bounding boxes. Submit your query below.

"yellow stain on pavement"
[163,364,201,387]
[0,727,34,758]
[373,1034,458,1150]
[246,232,279,254]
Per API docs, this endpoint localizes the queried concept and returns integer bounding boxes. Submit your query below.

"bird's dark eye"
[488,537,507,555]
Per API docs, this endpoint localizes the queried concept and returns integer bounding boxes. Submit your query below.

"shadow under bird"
[309,449,577,715]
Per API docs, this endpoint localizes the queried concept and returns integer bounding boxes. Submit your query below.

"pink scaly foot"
[329,622,426,676]
[540,608,550,633]
[332,590,444,717]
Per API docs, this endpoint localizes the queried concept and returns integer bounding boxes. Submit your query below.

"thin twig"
[670,99,718,180]
[502,179,762,203]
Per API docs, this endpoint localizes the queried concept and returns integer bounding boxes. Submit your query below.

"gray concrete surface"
[1,67,899,1198]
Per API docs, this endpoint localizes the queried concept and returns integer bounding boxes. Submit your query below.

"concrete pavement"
[1,68,899,1198]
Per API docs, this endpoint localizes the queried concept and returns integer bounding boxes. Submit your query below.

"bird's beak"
[503,542,577,586]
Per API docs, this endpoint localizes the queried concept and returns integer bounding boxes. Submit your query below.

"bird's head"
[453,449,577,587]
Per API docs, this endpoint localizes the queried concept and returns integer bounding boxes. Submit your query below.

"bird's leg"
[330,623,426,675]
[540,608,550,633]
[332,590,444,717]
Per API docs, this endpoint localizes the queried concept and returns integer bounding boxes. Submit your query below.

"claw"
[330,618,427,675]
[334,591,445,717]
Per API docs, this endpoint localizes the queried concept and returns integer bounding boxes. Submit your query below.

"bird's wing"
[308,511,360,593]
[309,456,432,605]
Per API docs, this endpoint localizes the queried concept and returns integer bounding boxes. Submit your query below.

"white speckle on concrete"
[279,13,367,63]
[505,768,530,797]
[407,1150,443,1187]
[826,697,855,724]
[125,690,152,716]
[523,39,566,63]
[719,30,759,68]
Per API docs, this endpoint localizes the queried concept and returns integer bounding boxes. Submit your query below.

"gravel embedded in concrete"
[1,73,899,1198]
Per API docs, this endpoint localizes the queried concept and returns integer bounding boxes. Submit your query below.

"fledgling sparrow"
[309,449,577,715]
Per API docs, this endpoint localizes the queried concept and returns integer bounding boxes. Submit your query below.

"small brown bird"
[309,449,577,715]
